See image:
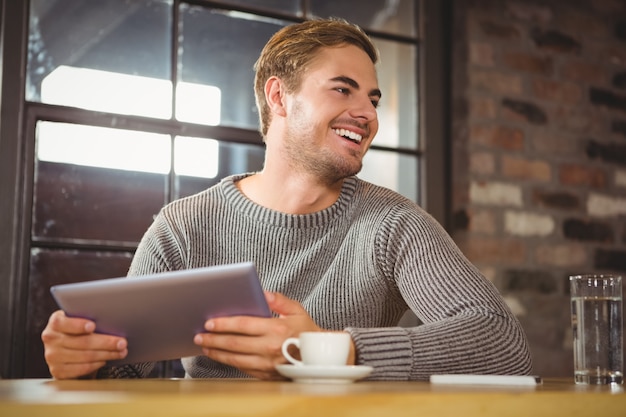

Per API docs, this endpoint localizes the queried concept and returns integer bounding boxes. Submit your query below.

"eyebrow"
[331,76,382,99]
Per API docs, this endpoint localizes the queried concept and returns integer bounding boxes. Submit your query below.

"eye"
[336,87,350,95]
[370,99,380,109]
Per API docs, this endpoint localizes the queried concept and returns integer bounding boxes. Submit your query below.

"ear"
[265,76,287,117]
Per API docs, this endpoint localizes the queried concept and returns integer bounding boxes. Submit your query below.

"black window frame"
[0,0,451,378]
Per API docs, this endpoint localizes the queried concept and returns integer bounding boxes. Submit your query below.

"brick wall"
[449,0,626,376]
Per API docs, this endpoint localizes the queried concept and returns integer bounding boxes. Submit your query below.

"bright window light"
[37,122,219,179]
[175,83,221,126]
[175,136,219,178]
[41,66,173,119]
[41,65,222,126]
[38,66,222,178]
[37,122,172,174]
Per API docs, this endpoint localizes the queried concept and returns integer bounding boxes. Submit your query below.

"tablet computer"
[50,262,271,365]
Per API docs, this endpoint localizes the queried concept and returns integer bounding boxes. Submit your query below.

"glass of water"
[570,275,623,385]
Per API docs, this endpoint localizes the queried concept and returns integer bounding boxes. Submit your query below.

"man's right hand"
[41,310,128,379]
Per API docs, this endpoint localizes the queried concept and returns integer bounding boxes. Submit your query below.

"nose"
[349,95,378,124]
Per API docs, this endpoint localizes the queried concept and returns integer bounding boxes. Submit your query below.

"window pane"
[27,0,172,118]
[374,39,418,149]
[360,149,419,202]
[175,136,219,179]
[37,122,172,174]
[40,66,173,119]
[34,122,169,244]
[175,82,221,125]
[24,248,134,377]
[175,141,265,199]
[178,5,288,129]
[308,0,416,37]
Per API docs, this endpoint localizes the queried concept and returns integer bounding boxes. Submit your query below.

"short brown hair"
[253,18,379,138]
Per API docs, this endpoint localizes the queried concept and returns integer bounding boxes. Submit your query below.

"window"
[27,0,421,201]
[0,0,447,378]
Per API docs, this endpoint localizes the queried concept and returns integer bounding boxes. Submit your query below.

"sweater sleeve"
[346,203,532,380]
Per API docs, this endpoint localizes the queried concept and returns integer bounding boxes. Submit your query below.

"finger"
[47,310,96,335]
[265,292,308,317]
[42,317,127,354]
[62,333,128,353]
[47,348,128,368]
[45,339,128,366]
[204,315,286,337]
[194,331,277,355]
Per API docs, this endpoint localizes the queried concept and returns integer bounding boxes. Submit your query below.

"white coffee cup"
[281,332,350,367]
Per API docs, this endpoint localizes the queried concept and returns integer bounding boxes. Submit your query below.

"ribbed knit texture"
[102,173,532,380]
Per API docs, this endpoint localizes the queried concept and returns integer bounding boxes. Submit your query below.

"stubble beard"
[283,104,363,186]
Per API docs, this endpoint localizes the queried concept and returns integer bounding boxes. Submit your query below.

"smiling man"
[42,18,532,381]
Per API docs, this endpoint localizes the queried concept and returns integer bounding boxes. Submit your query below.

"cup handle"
[281,337,303,366]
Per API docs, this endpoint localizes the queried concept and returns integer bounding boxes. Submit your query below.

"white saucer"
[276,364,373,384]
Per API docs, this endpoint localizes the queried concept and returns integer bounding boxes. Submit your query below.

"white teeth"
[334,128,362,143]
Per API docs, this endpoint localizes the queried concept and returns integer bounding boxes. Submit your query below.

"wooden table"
[0,378,624,417]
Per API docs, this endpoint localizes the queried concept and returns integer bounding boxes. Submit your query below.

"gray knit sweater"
[101,173,532,380]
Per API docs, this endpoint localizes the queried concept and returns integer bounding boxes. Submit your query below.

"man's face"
[281,45,381,184]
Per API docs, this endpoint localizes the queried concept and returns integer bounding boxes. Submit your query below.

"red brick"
[560,60,606,85]
[469,70,523,95]
[532,78,583,104]
[468,96,497,119]
[535,243,587,267]
[559,164,607,188]
[548,106,605,133]
[458,237,526,265]
[501,156,551,181]
[478,20,521,39]
[502,106,533,124]
[502,52,553,75]
[616,169,626,187]
[470,152,496,175]
[530,131,580,156]
[469,125,525,151]
[501,269,557,293]
[468,209,497,235]
[469,42,494,67]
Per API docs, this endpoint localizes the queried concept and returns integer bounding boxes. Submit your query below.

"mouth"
[333,128,363,144]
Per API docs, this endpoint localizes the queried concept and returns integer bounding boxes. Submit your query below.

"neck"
[236,169,344,215]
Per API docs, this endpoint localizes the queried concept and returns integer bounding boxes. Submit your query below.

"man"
[42,18,532,380]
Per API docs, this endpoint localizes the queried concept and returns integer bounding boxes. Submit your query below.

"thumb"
[264,291,307,317]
